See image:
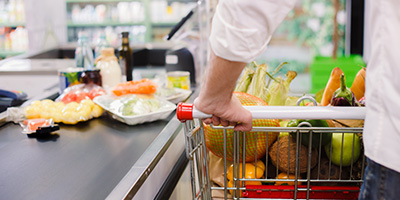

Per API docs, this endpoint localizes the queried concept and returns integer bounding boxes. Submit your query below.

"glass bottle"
[118,32,133,81]
[96,47,121,92]
[75,32,94,69]
[94,32,109,60]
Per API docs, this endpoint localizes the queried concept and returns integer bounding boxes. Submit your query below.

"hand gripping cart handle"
[177,103,366,121]
[176,102,366,200]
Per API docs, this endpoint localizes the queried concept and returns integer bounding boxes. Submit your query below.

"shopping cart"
[177,98,366,200]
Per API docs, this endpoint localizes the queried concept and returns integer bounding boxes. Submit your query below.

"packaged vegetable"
[93,94,176,125]
[112,78,157,96]
[57,83,106,104]
[120,97,160,116]
[106,94,167,116]
[24,99,103,125]
[20,118,59,136]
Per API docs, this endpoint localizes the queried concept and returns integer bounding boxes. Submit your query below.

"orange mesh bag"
[204,92,279,162]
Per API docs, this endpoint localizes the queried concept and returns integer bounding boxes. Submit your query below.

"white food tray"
[156,88,192,104]
[93,95,177,125]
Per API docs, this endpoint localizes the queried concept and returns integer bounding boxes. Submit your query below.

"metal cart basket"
[177,101,366,200]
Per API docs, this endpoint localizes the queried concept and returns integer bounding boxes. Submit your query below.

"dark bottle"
[118,32,133,81]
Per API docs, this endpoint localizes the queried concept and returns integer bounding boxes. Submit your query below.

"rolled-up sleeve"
[209,0,296,63]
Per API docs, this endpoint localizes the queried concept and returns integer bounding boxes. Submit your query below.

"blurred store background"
[0,0,364,95]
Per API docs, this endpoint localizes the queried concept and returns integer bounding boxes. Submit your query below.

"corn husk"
[267,71,297,106]
[285,96,300,106]
[246,62,269,101]
[235,64,255,92]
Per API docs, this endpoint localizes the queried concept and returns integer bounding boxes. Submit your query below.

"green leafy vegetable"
[121,97,160,116]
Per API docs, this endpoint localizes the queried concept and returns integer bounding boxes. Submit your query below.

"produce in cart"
[350,67,366,101]
[287,119,332,148]
[275,172,297,186]
[269,135,317,174]
[204,92,280,162]
[330,74,359,106]
[227,161,265,186]
[325,132,361,167]
[235,61,297,106]
[266,70,297,106]
[321,67,343,106]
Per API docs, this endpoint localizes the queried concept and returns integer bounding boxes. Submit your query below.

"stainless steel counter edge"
[106,115,183,200]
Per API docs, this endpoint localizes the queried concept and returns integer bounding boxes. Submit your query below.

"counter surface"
[0,55,189,199]
[0,114,173,200]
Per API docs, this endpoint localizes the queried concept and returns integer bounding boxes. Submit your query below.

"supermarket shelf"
[67,21,145,27]
[65,0,137,3]
[0,50,25,58]
[152,22,178,27]
[0,22,25,27]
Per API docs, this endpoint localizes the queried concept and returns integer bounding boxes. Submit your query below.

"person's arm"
[194,50,252,132]
[195,0,296,131]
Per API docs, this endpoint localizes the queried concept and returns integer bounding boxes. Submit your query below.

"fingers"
[233,109,253,132]
[220,119,229,127]
[203,118,212,124]
[211,115,220,126]
[202,116,237,127]
[233,122,252,132]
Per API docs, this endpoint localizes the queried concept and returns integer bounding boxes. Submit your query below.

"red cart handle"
[177,103,212,122]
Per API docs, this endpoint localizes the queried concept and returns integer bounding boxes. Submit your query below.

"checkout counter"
[0,46,196,200]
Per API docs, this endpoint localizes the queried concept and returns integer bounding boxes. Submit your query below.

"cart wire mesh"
[178,103,366,200]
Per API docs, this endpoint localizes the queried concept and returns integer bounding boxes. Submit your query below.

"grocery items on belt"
[58,83,106,104]
[24,99,103,125]
[120,96,160,116]
[112,78,157,96]
[93,94,176,125]
[20,118,60,137]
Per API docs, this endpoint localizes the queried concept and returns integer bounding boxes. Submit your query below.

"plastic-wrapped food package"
[23,84,106,125]
[93,94,176,125]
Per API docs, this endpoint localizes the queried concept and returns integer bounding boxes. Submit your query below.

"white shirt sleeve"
[209,0,297,63]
